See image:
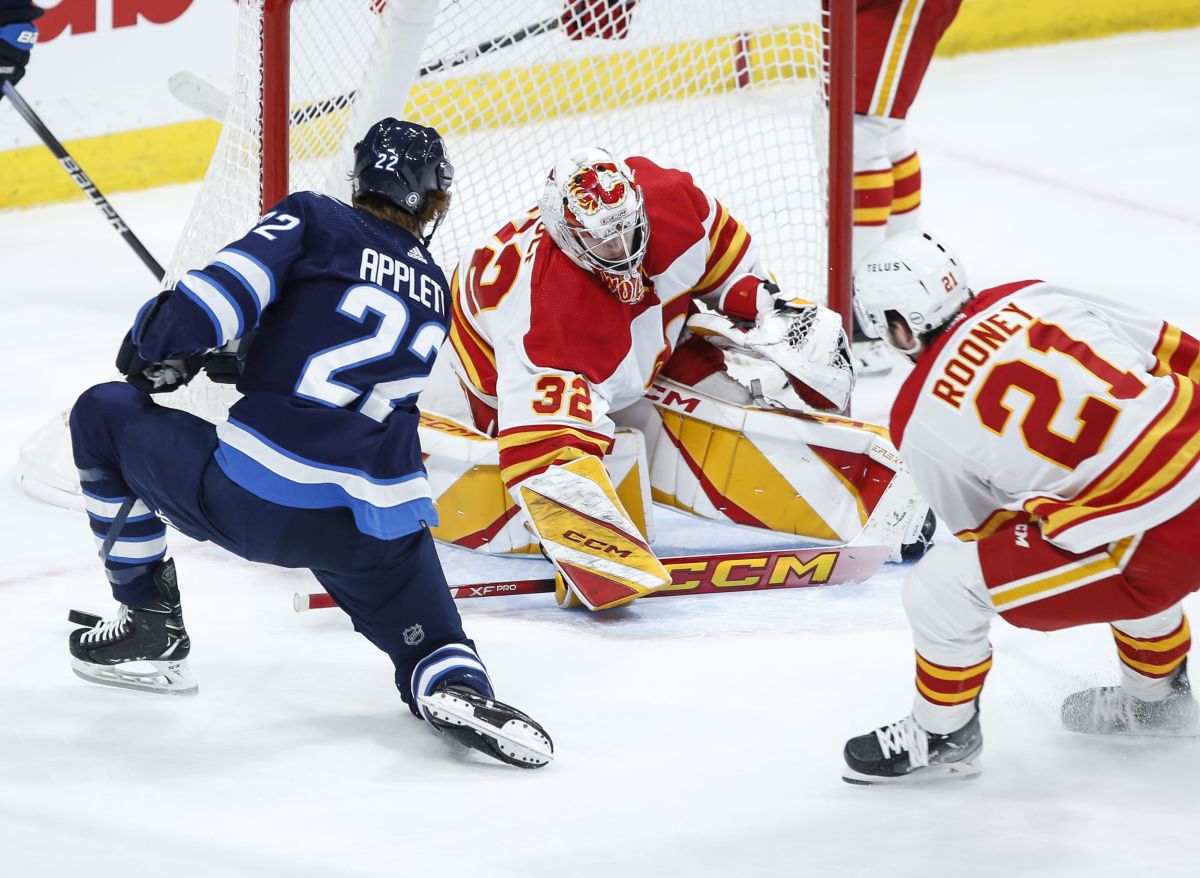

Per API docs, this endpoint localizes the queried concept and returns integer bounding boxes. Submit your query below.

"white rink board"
[1,29,1199,878]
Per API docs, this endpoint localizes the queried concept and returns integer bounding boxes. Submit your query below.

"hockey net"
[17,0,853,509]
[169,0,849,302]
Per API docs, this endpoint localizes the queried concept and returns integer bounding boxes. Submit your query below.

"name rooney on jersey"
[359,247,446,315]
[932,300,1036,409]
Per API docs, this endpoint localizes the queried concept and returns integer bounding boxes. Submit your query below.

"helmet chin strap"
[420,211,444,247]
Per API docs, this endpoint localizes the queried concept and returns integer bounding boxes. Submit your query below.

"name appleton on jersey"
[359,247,446,316]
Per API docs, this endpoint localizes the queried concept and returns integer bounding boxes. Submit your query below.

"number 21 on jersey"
[975,320,1145,469]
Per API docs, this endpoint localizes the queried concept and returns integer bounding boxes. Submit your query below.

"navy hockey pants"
[69,381,485,711]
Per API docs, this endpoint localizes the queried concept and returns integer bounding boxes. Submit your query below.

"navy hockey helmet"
[352,118,454,220]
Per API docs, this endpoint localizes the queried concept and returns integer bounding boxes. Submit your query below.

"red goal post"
[168,0,854,324]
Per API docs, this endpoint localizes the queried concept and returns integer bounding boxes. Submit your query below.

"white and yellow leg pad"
[515,455,671,611]
[419,413,653,555]
[616,379,928,560]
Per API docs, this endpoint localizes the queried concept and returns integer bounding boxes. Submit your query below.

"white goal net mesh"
[168,0,833,301]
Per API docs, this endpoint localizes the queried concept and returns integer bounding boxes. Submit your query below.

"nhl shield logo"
[403,623,425,646]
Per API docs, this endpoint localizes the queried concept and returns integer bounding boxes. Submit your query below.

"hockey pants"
[69,381,488,712]
[904,508,1200,734]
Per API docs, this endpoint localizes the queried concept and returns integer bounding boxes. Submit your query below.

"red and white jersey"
[891,281,1200,553]
[447,156,767,489]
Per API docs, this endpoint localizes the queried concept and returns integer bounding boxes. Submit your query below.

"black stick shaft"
[2,81,165,281]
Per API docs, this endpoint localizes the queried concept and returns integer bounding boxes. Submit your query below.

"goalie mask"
[853,231,972,354]
[538,147,650,304]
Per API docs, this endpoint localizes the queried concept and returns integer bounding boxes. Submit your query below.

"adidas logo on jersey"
[407,246,427,264]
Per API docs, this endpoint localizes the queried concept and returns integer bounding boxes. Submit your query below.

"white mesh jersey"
[445,156,770,489]
[890,280,1200,553]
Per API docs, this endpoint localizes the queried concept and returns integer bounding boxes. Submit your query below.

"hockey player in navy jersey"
[65,118,553,769]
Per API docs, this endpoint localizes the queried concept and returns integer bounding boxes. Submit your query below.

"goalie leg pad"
[516,455,670,611]
[418,413,654,554]
[626,380,931,559]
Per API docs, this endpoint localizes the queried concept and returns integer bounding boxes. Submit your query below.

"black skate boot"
[843,711,982,784]
[1061,659,1200,736]
[419,684,554,769]
[68,559,197,696]
[901,509,938,561]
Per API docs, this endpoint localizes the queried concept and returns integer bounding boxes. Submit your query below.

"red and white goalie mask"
[538,147,650,304]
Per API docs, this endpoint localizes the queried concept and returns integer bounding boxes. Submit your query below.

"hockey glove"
[116,331,203,395]
[0,5,41,88]
[202,330,256,385]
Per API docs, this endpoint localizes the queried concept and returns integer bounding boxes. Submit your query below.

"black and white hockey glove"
[116,330,203,395]
[0,4,41,88]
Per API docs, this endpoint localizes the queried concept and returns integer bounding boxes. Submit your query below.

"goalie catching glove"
[688,277,855,412]
[515,455,671,611]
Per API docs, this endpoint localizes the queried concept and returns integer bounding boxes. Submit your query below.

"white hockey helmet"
[853,231,971,352]
[537,147,650,304]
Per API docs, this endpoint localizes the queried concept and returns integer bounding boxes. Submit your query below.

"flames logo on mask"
[567,162,627,214]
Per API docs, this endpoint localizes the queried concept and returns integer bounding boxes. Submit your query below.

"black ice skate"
[843,712,982,784]
[68,559,197,696]
[419,684,553,769]
[1061,659,1200,737]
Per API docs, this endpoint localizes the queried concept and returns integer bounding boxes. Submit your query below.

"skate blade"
[1063,722,1200,738]
[418,691,553,768]
[842,760,981,786]
[71,658,199,696]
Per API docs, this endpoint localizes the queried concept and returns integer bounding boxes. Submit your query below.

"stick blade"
[168,71,229,122]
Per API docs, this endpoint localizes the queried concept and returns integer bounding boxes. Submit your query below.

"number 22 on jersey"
[296,283,445,422]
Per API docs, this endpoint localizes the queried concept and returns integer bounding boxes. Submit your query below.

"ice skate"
[843,712,982,784]
[68,559,197,696]
[419,684,553,769]
[1061,660,1200,737]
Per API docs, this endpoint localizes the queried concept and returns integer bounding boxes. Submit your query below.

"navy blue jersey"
[133,192,449,539]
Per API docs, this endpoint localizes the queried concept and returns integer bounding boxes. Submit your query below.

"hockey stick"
[1,82,165,281]
[293,543,890,611]
[170,16,562,125]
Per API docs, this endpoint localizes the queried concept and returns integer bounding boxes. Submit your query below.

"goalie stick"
[2,82,165,281]
[293,544,891,612]
[170,16,562,125]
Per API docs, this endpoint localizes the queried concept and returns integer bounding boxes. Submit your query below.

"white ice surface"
[2,29,1199,877]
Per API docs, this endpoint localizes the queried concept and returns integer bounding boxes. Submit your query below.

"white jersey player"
[429,148,933,611]
[841,231,1200,784]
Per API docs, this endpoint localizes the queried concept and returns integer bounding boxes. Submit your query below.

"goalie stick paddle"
[1,82,166,281]
[293,544,891,612]
[170,16,562,125]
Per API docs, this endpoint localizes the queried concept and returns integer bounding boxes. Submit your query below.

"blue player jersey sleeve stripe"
[178,273,241,346]
[213,247,276,313]
[213,419,438,540]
